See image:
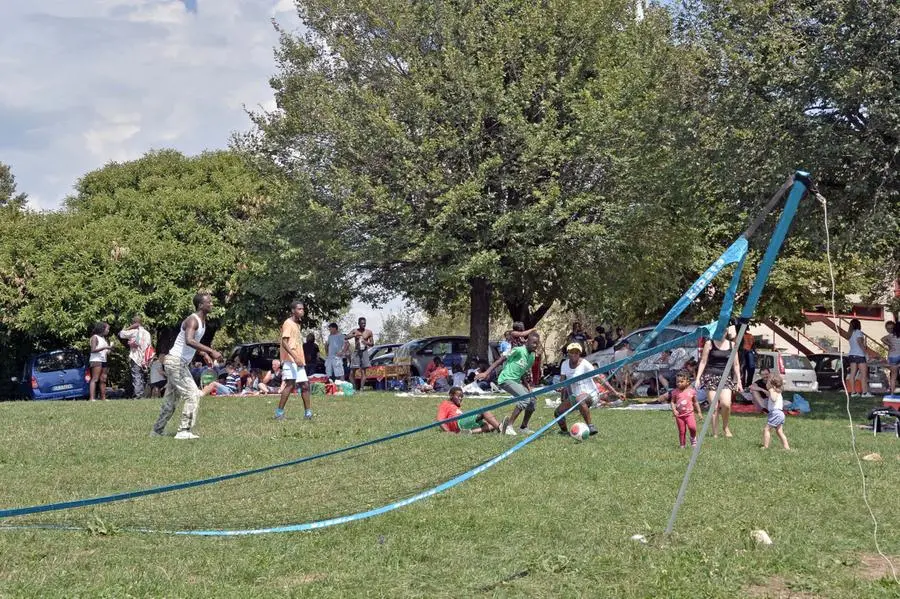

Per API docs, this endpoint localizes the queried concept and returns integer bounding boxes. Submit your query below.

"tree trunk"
[504,298,554,329]
[468,278,492,361]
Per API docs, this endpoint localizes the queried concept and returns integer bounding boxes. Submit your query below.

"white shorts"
[282,362,308,383]
[325,356,344,379]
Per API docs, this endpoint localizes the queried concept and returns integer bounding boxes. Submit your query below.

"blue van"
[16,348,90,400]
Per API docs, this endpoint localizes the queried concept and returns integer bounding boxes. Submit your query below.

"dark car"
[369,343,402,367]
[229,342,280,371]
[13,348,90,400]
[809,353,890,394]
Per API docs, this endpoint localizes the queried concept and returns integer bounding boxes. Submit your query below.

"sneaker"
[679,444,686,449]
[557,429,569,435]
[609,399,624,407]
[588,424,598,436]
[518,427,534,435]
[174,430,199,440]
[851,393,860,398]
[504,426,518,436]
[304,410,313,420]
[861,393,874,398]
[499,417,510,435]
[274,408,285,420]
[150,430,164,438]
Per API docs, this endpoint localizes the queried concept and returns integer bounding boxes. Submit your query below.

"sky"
[0,0,404,335]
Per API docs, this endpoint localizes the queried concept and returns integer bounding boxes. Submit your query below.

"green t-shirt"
[497,346,535,385]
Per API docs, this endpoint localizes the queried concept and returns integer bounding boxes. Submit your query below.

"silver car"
[755,350,819,393]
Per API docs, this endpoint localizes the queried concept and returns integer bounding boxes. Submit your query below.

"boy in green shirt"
[478,331,539,436]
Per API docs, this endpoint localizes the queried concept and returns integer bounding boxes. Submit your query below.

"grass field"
[0,391,898,598]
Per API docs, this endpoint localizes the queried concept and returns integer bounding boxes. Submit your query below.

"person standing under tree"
[152,293,222,440]
[349,317,374,390]
[846,318,872,397]
[119,315,152,398]
[88,322,112,401]
[325,323,347,381]
[303,333,320,377]
[275,301,312,420]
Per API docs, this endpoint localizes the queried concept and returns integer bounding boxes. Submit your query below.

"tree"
[0,150,350,362]
[0,162,27,210]
[242,0,669,359]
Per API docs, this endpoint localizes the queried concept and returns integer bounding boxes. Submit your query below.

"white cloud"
[0,0,301,209]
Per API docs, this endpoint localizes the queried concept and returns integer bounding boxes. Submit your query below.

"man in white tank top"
[152,292,223,439]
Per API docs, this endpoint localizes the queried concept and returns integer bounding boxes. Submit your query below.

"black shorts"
[847,355,867,365]
[150,380,167,390]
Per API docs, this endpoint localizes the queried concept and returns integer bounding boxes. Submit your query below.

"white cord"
[818,191,898,584]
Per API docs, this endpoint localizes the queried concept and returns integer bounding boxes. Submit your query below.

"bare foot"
[724,429,733,438]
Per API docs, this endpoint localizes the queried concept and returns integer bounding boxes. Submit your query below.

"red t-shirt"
[670,387,697,416]
[436,400,462,433]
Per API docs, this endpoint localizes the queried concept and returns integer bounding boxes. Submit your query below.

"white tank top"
[89,335,110,363]
[170,314,206,363]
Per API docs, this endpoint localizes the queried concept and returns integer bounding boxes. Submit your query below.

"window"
[757,354,774,370]
[452,339,469,355]
[425,341,452,356]
[783,355,812,370]
[35,351,84,373]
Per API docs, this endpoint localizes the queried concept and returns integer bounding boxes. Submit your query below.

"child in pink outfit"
[669,371,703,448]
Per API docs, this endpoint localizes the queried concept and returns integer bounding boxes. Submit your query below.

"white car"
[755,350,819,392]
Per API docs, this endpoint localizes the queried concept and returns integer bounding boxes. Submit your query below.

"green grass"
[0,391,898,598]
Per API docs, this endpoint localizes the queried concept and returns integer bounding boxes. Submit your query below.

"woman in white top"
[846,318,871,397]
[881,321,900,396]
[89,321,111,401]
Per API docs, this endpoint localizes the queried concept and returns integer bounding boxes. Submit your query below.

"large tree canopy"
[244,0,688,358]
[0,150,350,355]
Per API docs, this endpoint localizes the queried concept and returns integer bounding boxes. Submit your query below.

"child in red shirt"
[436,387,500,434]
[669,371,703,448]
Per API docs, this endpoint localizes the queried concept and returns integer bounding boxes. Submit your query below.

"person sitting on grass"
[555,343,600,436]
[477,331,540,436]
[201,363,241,396]
[436,387,500,434]
[259,359,283,394]
[762,374,790,450]
[747,367,772,411]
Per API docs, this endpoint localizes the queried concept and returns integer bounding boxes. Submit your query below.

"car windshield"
[35,351,84,373]
[783,355,813,370]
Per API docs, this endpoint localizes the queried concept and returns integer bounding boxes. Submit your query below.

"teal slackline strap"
[1,399,589,536]
[0,327,705,520]
[632,237,747,353]
[740,171,809,320]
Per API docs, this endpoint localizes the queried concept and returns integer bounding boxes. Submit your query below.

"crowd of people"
[86,293,898,447]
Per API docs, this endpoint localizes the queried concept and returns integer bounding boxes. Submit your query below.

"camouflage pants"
[153,356,200,434]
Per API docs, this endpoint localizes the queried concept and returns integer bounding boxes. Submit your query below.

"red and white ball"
[570,422,590,441]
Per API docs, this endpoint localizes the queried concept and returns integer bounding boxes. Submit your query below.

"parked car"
[393,336,500,377]
[228,342,280,372]
[571,324,702,372]
[368,343,402,367]
[13,348,90,400]
[808,353,890,394]
[228,341,329,375]
[755,350,819,393]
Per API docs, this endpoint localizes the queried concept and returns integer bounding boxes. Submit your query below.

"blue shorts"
[889,355,900,366]
[767,409,785,428]
[847,355,867,365]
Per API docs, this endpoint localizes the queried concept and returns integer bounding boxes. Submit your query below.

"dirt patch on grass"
[858,554,899,581]
[272,572,327,589]
[744,576,820,599]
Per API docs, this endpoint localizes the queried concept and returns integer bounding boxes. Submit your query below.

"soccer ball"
[570,422,590,441]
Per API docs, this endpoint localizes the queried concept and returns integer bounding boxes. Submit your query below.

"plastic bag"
[791,393,811,414]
